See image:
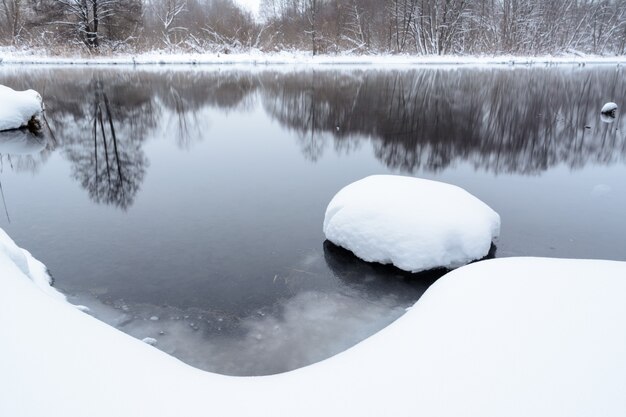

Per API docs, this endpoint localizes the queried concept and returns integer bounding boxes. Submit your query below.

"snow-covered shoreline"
[1,50,625,66]
[2,225,626,416]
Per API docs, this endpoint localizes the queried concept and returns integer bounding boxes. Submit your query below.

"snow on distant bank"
[2,228,626,417]
[324,176,500,272]
[1,48,626,66]
[0,85,43,131]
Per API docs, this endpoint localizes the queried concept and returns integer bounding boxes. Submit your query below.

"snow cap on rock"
[0,85,44,131]
[323,175,500,272]
[601,102,618,114]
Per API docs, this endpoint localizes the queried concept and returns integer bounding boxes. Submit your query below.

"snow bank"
[2,229,626,417]
[0,228,64,302]
[0,85,43,131]
[323,175,500,272]
[1,50,626,66]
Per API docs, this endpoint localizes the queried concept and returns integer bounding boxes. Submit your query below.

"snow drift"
[0,84,44,131]
[3,227,625,417]
[323,175,500,272]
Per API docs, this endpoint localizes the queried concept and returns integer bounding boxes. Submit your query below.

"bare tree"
[2,0,626,55]
[0,0,23,43]
[154,0,187,48]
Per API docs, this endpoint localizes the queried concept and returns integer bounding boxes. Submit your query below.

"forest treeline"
[0,0,625,55]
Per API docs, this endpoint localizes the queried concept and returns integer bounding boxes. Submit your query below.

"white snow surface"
[1,227,626,416]
[1,48,626,66]
[2,229,626,417]
[324,175,500,272]
[0,84,43,131]
[601,102,618,113]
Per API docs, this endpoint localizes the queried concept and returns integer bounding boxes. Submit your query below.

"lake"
[0,64,624,375]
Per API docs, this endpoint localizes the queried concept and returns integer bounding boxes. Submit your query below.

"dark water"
[0,65,624,375]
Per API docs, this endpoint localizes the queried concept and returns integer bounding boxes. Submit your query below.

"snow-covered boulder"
[601,102,618,114]
[0,84,44,131]
[323,175,500,272]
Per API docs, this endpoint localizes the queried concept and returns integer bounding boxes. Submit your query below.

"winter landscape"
[1,1,626,416]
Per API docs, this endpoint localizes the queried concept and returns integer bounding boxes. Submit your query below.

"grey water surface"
[0,65,624,375]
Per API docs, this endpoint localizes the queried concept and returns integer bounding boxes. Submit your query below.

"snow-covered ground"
[324,176,500,272]
[0,85,43,131]
[2,226,626,417]
[1,48,625,66]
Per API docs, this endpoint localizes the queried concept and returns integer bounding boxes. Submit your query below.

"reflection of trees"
[152,71,257,149]
[1,66,625,210]
[260,68,626,174]
[0,129,55,174]
[0,69,259,209]
[0,129,55,222]
[61,81,149,209]
[43,74,155,210]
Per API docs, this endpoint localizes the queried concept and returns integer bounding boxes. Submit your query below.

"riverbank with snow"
[2,225,626,417]
[1,49,625,66]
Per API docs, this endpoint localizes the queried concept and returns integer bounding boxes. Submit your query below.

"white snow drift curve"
[2,228,626,417]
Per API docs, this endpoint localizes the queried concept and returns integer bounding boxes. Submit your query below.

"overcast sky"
[235,0,260,16]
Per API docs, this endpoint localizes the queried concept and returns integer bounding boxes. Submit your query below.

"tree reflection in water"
[0,66,624,210]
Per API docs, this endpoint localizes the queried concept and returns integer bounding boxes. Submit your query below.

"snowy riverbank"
[1,49,625,66]
[2,226,626,417]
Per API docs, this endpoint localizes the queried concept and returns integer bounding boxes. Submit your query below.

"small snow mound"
[142,337,157,346]
[0,227,65,302]
[0,228,30,276]
[0,85,44,131]
[75,305,91,313]
[601,102,617,114]
[323,175,500,272]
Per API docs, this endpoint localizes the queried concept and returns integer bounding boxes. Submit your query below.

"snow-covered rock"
[601,102,618,114]
[323,175,500,272]
[0,84,44,131]
[2,228,626,417]
[142,337,158,346]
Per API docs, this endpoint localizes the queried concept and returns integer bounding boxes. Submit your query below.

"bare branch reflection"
[0,66,624,210]
[260,68,626,173]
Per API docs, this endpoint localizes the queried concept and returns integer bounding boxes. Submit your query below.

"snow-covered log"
[0,85,44,132]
